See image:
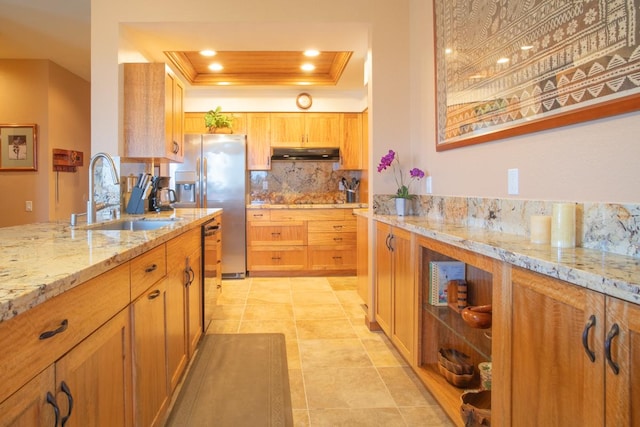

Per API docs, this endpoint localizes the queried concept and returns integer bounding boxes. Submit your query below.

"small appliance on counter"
[125,172,153,214]
[149,176,176,212]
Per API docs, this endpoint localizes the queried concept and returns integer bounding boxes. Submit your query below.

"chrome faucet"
[87,152,119,224]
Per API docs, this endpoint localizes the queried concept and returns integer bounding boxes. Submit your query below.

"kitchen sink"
[88,219,178,231]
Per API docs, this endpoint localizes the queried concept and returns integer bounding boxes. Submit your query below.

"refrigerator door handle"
[196,157,201,208]
[202,156,207,207]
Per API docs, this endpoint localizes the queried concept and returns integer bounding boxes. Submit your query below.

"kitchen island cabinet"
[0,209,220,426]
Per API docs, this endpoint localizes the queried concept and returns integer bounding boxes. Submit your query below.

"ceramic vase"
[395,198,407,216]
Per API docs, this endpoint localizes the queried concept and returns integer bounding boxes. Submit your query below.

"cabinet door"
[0,365,56,427]
[339,113,363,169]
[356,214,369,303]
[510,267,604,427]
[374,222,392,335]
[132,281,169,427]
[186,248,203,357]
[605,296,640,426]
[247,113,272,170]
[165,259,188,394]
[305,113,342,147]
[55,308,133,427]
[171,76,184,161]
[271,113,305,147]
[391,227,415,361]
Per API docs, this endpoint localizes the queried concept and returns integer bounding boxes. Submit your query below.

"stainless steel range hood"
[271,147,340,161]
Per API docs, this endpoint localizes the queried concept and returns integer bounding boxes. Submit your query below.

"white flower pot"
[395,198,407,216]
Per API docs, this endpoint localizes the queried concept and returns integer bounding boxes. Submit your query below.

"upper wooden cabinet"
[339,113,364,170]
[124,63,184,162]
[271,113,342,147]
[246,113,272,170]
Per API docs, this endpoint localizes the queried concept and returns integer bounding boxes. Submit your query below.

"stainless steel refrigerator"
[170,134,247,278]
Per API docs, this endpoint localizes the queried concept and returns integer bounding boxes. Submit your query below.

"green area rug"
[166,333,293,427]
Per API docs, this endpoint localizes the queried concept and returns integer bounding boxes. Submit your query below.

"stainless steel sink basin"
[88,219,178,231]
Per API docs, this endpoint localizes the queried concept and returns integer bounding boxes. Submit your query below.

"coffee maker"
[149,176,176,212]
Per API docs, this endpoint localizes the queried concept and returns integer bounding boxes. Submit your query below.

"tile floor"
[205,276,454,426]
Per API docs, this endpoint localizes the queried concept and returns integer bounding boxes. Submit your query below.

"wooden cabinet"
[124,63,184,162]
[504,267,640,426]
[271,113,342,147]
[374,222,416,361]
[339,113,364,170]
[0,264,132,426]
[247,113,272,170]
[132,280,169,427]
[356,214,369,304]
[247,208,358,276]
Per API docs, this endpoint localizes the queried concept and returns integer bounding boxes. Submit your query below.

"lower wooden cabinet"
[506,267,640,426]
[132,280,169,427]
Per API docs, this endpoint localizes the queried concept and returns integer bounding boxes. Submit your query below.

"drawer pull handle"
[333,256,342,260]
[145,263,158,273]
[148,289,161,300]
[582,315,596,363]
[605,323,620,375]
[271,232,281,237]
[39,319,69,340]
[184,266,195,287]
[272,257,281,261]
[333,237,342,241]
[254,213,263,217]
[60,381,74,427]
[333,225,343,230]
[46,392,60,427]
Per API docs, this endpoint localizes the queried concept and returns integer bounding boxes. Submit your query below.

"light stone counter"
[0,208,221,322]
[247,203,367,209]
[366,212,640,305]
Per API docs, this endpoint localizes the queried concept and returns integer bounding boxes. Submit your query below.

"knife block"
[126,187,146,214]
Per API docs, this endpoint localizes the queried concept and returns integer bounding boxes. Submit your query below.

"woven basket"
[460,389,491,426]
[438,348,474,374]
[437,362,474,388]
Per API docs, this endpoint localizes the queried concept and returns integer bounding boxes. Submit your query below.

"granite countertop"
[0,208,221,322]
[247,203,367,209]
[365,212,640,305]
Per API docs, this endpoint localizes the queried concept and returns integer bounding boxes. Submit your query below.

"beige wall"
[0,60,90,227]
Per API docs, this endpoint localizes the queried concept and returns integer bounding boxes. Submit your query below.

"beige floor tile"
[251,280,292,292]
[377,366,438,407]
[238,319,298,341]
[208,304,245,320]
[286,339,301,370]
[327,276,358,290]
[361,336,409,367]
[205,319,240,334]
[335,289,365,305]
[309,408,406,427]
[246,290,293,305]
[296,318,357,340]
[298,338,372,369]
[292,409,309,426]
[293,303,346,320]
[399,406,455,426]
[303,367,396,409]
[243,303,294,320]
[288,369,307,410]
[291,290,339,305]
[290,276,332,289]
[216,289,249,305]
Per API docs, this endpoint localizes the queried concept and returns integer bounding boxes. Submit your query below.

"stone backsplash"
[250,161,361,205]
[373,195,640,258]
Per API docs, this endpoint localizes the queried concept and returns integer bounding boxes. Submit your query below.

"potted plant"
[377,149,425,216]
[204,106,234,133]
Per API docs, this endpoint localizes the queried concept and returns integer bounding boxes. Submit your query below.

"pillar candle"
[551,203,576,248]
[530,215,551,244]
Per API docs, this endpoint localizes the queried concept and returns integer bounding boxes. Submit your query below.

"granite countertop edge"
[0,208,222,323]
[361,212,640,306]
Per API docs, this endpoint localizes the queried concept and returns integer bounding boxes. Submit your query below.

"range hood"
[271,147,340,161]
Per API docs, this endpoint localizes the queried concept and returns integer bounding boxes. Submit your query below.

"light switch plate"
[425,176,433,194]
[508,168,519,195]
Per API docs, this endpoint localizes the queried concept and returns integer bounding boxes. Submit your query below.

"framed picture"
[434,1,640,151]
[0,124,37,171]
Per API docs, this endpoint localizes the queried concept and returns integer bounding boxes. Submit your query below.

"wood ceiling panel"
[164,50,352,86]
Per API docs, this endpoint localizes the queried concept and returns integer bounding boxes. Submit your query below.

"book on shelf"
[429,261,466,306]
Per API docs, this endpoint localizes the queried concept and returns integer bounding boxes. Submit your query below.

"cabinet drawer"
[271,209,347,222]
[308,220,356,233]
[248,222,306,246]
[247,210,271,221]
[247,246,307,271]
[0,263,130,403]
[131,244,167,299]
[308,247,357,271]
[308,232,357,246]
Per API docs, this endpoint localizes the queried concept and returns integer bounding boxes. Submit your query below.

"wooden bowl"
[437,362,475,388]
[438,348,473,375]
[460,389,491,426]
[461,305,492,329]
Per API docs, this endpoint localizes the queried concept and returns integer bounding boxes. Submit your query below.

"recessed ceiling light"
[301,63,316,71]
[521,45,533,50]
[445,48,452,54]
[208,63,224,71]
[217,82,231,86]
[497,57,510,64]
[304,50,320,57]
[297,82,312,85]
[200,50,217,57]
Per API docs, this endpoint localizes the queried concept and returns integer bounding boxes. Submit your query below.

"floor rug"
[166,333,293,427]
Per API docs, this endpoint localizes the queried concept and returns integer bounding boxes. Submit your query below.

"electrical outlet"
[507,168,519,195]
[25,201,33,212]
[425,176,433,194]
[262,181,268,190]
[338,181,345,191]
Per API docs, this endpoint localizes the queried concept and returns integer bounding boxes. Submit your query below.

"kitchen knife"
[136,173,144,188]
